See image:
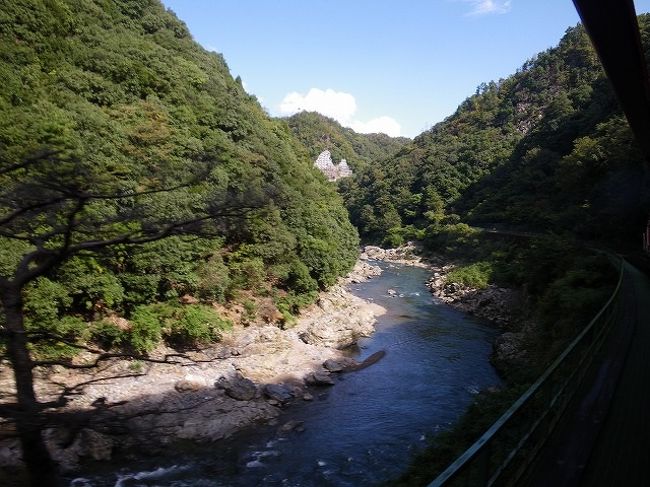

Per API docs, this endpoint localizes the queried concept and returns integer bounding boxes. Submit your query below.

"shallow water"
[70,262,501,487]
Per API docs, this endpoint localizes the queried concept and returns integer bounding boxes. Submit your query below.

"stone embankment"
[0,260,384,471]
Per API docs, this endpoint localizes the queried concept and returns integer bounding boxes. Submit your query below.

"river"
[70,261,501,487]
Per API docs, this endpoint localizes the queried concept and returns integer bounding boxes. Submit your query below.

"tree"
[0,150,263,486]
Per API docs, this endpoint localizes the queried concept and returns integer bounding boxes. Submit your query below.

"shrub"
[26,316,88,360]
[196,253,231,301]
[90,320,127,350]
[275,290,318,324]
[446,261,493,289]
[425,223,481,256]
[382,226,405,248]
[286,260,318,295]
[127,305,163,353]
[242,299,257,325]
[24,277,72,325]
[57,257,125,310]
[229,257,266,291]
[166,304,232,346]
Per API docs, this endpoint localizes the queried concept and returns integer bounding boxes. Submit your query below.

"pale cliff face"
[314,150,353,181]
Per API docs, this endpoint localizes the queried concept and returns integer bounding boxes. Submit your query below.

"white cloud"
[279,88,357,123]
[350,116,402,137]
[464,0,511,16]
[279,88,401,137]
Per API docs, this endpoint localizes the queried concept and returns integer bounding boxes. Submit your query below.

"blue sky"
[162,0,650,138]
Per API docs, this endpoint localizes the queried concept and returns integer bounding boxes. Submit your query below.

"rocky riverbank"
[360,242,429,268]
[426,266,521,328]
[361,243,522,328]
[356,243,532,373]
[424,261,534,373]
[0,261,384,471]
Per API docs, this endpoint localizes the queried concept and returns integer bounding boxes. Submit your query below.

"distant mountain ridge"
[285,111,410,173]
[341,20,650,244]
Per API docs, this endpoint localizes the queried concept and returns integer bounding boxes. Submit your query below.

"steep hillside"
[285,111,409,172]
[0,0,359,354]
[344,21,650,244]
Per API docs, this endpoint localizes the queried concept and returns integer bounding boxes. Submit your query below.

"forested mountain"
[285,111,409,172]
[0,0,359,355]
[344,20,650,244]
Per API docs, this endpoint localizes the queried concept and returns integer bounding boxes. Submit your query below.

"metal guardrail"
[428,254,625,487]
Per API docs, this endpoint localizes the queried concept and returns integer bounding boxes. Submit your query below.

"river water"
[70,262,501,487]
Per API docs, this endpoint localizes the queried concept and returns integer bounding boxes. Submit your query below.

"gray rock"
[304,370,335,386]
[79,429,113,461]
[303,393,314,401]
[216,372,257,401]
[323,359,344,372]
[175,379,203,393]
[264,383,293,403]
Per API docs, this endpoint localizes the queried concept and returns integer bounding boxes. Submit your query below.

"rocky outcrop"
[323,358,358,372]
[175,375,208,393]
[425,260,534,375]
[492,332,528,368]
[297,285,383,348]
[342,260,382,284]
[427,267,521,328]
[360,242,428,268]
[304,370,335,386]
[216,372,258,401]
[263,384,293,403]
[314,150,353,181]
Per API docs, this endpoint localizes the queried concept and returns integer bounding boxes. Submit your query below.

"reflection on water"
[71,261,501,487]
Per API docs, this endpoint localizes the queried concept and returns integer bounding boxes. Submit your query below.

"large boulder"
[323,358,359,372]
[216,372,257,401]
[263,384,293,403]
[304,370,335,386]
[175,379,204,393]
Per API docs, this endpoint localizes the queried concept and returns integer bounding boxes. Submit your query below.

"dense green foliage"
[343,21,650,244]
[445,261,493,289]
[285,111,409,173]
[0,0,359,356]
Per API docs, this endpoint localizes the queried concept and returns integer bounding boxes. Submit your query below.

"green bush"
[127,305,163,353]
[382,226,405,248]
[229,257,266,291]
[57,257,125,310]
[537,255,614,338]
[242,299,257,325]
[286,260,318,295]
[24,277,72,325]
[197,253,231,301]
[166,304,232,346]
[26,316,88,360]
[446,261,493,289]
[90,320,127,350]
[276,290,318,324]
[425,223,481,256]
